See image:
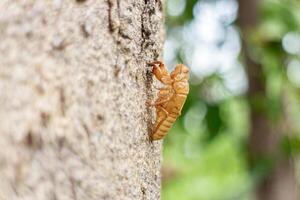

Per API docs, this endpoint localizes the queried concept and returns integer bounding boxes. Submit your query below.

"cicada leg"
[148,61,173,85]
[153,85,168,90]
[146,98,170,107]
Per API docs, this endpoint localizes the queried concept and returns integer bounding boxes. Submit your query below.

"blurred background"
[162,0,300,199]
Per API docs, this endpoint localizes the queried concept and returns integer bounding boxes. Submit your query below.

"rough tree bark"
[238,0,299,199]
[0,1,163,199]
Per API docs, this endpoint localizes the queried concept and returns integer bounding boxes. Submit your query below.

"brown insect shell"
[170,64,189,77]
[152,65,172,84]
[150,62,190,141]
[173,81,189,94]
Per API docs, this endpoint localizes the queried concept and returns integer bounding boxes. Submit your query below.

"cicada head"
[150,61,173,84]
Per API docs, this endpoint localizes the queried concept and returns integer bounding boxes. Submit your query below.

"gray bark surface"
[0,1,163,199]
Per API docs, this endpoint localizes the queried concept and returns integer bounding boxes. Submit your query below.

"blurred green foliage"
[162,0,300,199]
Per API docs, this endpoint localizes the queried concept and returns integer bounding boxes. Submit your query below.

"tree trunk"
[238,0,299,199]
[0,1,163,199]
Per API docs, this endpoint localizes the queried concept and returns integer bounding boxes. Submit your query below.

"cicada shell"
[148,61,189,140]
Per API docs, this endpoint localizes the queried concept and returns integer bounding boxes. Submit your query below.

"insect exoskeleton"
[147,61,189,140]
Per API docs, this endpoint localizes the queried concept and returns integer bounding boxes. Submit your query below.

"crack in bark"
[59,87,66,116]
[107,0,120,33]
[107,0,121,77]
[140,0,160,60]
[50,174,58,200]
[69,177,78,200]
[140,0,160,139]
[140,1,152,55]
[145,66,154,140]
